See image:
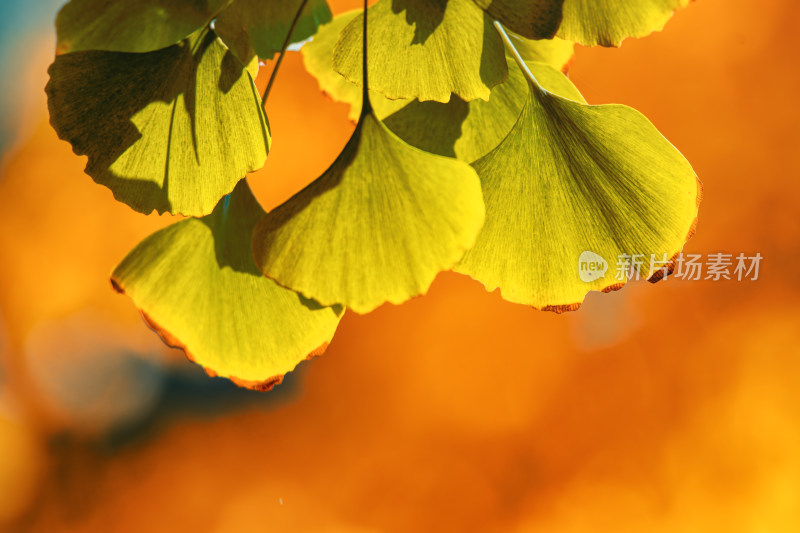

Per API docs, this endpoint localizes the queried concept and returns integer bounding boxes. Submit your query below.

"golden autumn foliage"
[0,0,799,530]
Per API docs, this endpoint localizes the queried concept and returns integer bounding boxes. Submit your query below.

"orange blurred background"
[1,0,799,531]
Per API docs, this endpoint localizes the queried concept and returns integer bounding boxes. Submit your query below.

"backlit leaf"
[507,31,574,72]
[382,56,584,163]
[332,0,507,103]
[215,0,332,65]
[55,0,231,54]
[557,0,690,47]
[111,180,343,390]
[46,28,270,216]
[471,0,564,39]
[455,61,701,311]
[252,111,485,314]
[302,9,409,120]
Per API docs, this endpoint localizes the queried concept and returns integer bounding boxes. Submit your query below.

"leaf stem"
[492,21,547,94]
[262,0,310,109]
[360,0,372,116]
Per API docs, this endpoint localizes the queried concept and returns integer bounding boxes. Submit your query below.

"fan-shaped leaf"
[333,0,507,103]
[252,112,485,314]
[471,0,564,40]
[302,9,410,120]
[455,62,701,311]
[55,0,231,54]
[46,28,270,216]
[111,180,343,390]
[557,0,690,47]
[215,0,332,65]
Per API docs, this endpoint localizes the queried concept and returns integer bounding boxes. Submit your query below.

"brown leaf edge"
[646,176,704,285]
[109,278,329,392]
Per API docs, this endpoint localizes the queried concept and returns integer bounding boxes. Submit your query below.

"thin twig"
[262,0,310,108]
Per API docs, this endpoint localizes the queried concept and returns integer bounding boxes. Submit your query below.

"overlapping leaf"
[455,57,701,310]
[304,12,574,125]
[111,180,343,390]
[252,109,485,314]
[557,0,690,47]
[55,0,231,54]
[48,0,703,396]
[332,0,507,102]
[46,28,270,216]
[306,11,574,161]
[382,50,583,163]
[471,0,564,39]
[507,31,574,72]
[302,9,410,120]
[215,0,332,65]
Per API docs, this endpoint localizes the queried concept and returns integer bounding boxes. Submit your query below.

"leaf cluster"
[47,0,700,389]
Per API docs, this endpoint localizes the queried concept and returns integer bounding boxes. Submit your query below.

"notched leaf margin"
[110,277,328,391]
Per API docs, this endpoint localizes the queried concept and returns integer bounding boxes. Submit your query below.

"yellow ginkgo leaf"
[252,110,486,314]
[332,0,507,103]
[302,9,410,121]
[456,39,701,311]
[112,180,343,390]
[558,0,691,47]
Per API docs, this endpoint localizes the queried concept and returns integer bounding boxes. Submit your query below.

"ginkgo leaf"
[252,111,486,314]
[215,0,332,65]
[455,60,701,311]
[520,61,585,102]
[471,0,564,40]
[302,9,410,120]
[557,0,690,47]
[383,56,584,163]
[46,28,270,216]
[111,180,343,391]
[507,31,574,72]
[332,0,507,103]
[55,0,231,54]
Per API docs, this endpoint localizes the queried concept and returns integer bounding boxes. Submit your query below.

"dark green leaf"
[46,28,270,216]
[471,0,564,39]
[215,0,333,64]
[56,0,231,54]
